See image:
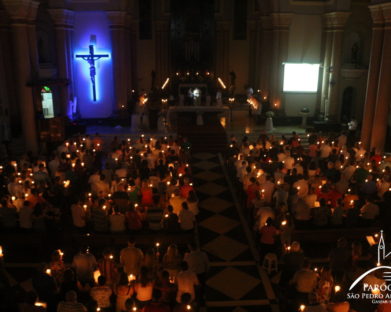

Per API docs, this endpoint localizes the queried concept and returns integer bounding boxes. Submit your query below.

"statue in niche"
[351,43,360,65]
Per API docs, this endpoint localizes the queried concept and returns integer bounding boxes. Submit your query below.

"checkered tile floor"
[192,153,279,312]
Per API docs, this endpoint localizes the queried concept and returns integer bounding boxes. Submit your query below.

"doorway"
[341,86,354,123]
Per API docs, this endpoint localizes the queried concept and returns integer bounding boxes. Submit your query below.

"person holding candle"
[114,272,134,312]
[90,275,113,311]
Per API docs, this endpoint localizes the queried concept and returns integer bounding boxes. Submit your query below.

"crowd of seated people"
[10,239,209,312]
[228,131,391,312]
[0,134,198,234]
[229,131,390,233]
[0,133,210,311]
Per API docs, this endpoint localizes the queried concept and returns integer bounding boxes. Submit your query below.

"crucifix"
[76,45,109,101]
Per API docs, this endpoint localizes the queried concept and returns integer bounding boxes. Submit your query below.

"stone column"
[107,11,127,111]
[259,15,272,99]
[319,16,333,117]
[361,5,384,150]
[370,3,391,153]
[48,9,75,117]
[270,13,292,112]
[215,20,230,83]
[3,0,39,154]
[155,20,171,87]
[324,12,350,120]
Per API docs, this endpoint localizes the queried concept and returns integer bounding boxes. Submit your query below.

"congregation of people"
[12,239,209,312]
[0,133,210,311]
[229,131,391,312]
[0,134,198,234]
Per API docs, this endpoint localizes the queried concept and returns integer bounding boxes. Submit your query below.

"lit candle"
[45,268,51,276]
[334,285,341,293]
[109,254,114,260]
[299,304,306,311]
[128,274,136,282]
[0,246,3,258]
[281,220,287,226]
[58,249,64,260]
[35,302,47,308]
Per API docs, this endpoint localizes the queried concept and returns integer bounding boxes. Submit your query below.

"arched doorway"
[341,86,354,123]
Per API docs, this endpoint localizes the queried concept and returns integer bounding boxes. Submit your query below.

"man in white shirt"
[178,202,195,231]
[176,261,199,303]
[120,238,144,275]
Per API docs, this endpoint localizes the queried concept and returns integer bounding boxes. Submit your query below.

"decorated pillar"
[48,8,75,117]
[107,11,127,111]
[361,5,384,150]
[324,12,350,120]
[215,20,230,83]
[3,0,39,154]
[370,3,391,153]
[270,13,293,112]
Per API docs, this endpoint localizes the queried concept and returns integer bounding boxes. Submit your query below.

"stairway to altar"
[176,112,228,154]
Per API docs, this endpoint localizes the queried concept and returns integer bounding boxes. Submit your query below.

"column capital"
[48,9,74,27]
[369,4,384,25]
[323,12,350,30]
[2,0,39,23]
[381,2,391,24]
[106,11,127,28]
[271,13,293,30]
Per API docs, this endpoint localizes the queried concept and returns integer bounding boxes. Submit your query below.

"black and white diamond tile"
[192,152,278,311]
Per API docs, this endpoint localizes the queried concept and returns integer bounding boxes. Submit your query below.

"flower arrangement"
[265,111,275,118]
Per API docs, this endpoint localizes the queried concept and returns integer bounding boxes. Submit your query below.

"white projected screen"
[283,63,320,92]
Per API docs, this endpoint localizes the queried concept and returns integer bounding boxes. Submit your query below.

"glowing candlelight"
[0,246,3,258]
[35,302,47,308]
[83,204,87,211]
[109,254,114,260]
[11,196,15,201]
[334,285,341,293]
[281,220,287,226]
[128,274,136,282]
[299,304,306,311]
[186,305,192,310]
[58,249,64,259]
[45,268,51,276]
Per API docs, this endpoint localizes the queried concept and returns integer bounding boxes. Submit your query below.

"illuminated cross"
[76,45,109,101]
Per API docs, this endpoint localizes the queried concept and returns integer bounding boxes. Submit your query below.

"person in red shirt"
[246,177,259,207]
[259,217,279,261]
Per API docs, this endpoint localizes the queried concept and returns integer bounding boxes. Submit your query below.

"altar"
[167,105,231,128]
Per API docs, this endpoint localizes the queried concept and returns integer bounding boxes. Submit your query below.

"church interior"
[0,0,391,311]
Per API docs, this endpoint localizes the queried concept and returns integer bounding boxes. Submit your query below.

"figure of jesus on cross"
[76,38,109,102]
